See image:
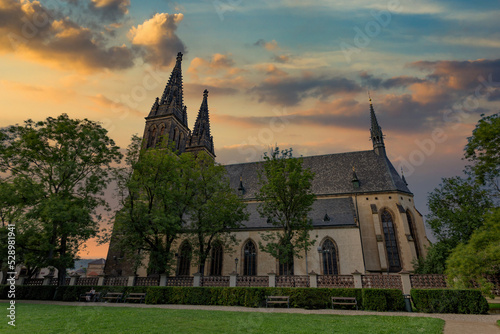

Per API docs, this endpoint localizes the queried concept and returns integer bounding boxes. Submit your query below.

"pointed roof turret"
[148,52,188,127]
[186,89,215,158]
[369,97,386,156]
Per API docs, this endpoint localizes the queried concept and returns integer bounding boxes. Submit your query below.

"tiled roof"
[225,150,411,200]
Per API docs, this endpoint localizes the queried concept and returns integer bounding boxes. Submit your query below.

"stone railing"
[202,276,230,287]
[16,272,500,295]
[276,275,309,288]
[236,276,268,287]
[317,275,355,288]
[135,276,160,286]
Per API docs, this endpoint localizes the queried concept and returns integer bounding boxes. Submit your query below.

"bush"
[362,289,405,312]
[411,289,489,314]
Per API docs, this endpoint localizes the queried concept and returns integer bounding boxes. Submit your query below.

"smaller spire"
[369,97,386,156]
[401,167,408,186]
[186,89,215,158]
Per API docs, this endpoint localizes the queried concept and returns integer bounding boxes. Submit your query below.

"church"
[105,52,429,277]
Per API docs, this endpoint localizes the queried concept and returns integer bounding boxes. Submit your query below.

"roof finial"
[368,91,372,104]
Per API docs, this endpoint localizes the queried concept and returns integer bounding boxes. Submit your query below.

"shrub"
[362,289,404,312]
[411,289,488,314]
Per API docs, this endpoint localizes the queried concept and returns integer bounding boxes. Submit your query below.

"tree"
[427,176,492,245]
[256,148,316,275]
[446,208,500,297]
[113,136,196,276]
[186,152,248,276]
[465,112,500,198]
[0,114,122,285]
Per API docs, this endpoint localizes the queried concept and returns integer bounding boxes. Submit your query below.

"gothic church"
[105,52,429,277]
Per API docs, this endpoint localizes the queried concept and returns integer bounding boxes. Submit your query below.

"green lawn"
[489,303,500,310]
[1,303,444,333]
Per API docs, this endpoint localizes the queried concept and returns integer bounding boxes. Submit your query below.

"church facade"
[105,53,429,277]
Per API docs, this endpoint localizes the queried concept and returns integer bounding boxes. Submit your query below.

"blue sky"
[0,0,499,257]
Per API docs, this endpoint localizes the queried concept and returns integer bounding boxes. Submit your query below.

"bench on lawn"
[124,293,146,303]
[103,292,123,303]
[79,291,100,302]
[331,296,358,310]
[266,296,289,308]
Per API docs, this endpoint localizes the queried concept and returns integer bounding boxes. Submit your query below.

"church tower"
[369,98,386,156]
[143,52,190,152]
[185,89,215,159]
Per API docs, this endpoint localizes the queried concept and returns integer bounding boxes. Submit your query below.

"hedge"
[411,289,489,314]
[0,285,405,312]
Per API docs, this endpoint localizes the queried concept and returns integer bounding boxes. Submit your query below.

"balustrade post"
[128,275,136,287]
[352,270,362,289]
[160,274,167,286]
[399,271,411,294]
[193,273,201,287]
[42,274,54,286]
[308,271,317,288]
[97,274,105,286]
[229,272,237,287]
[69,274,80,286]
[268,272,276,287]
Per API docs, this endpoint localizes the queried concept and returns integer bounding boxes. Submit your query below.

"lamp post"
[235,258,239,274]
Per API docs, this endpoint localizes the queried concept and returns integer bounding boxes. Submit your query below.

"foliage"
[412,240,454,274]
[113,136,196,275]
[445,208,500,297]
[410,289,489,314]
[256,147,316,274]
[0,114,121,285]
[465,112,500,197]
[362,289,405,312]
[427,176,493,245]
[0,303,445,334]
[185,152,248,275]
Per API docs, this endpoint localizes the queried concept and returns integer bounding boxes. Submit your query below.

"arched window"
[177,242,192,276]
[381,210,401,272]
[406,210,420,259]
[321,239,339,275]
[279,254,294,276]
[179,132,185,151]
[243,240,257,276]
[148,126,157,148]
[173,128,178,150]
[209,242,223,276]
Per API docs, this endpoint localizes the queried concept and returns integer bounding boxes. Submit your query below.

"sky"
[1,0,499,259]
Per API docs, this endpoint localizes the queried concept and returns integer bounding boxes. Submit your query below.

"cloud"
[249,75,361,106]
[89,0,130,21]
[90,94,142,117]
[273,54,290,63]
[128,13,185,68]
[254,39,279,51]
[0,0,135,71]
[184,83,239,98]
[188,53,237,77]
[256,64,288,77]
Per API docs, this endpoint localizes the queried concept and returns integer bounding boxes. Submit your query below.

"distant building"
[105,53,429,277]
[87,258,105,277]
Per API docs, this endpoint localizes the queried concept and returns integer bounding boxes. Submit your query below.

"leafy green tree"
[446,208,500,297]
[427,176,492,245]
[0,114,122,285]
[256,148,316,275]
[465,113,500,197]
[113,136,196,276]
[186,152,248,276]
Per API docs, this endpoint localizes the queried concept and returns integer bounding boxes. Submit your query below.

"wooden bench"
[266,296,289,308]
[103,292,123,303]
[124,293,146,303]
[79,291,100,302]
[331,296,358,310]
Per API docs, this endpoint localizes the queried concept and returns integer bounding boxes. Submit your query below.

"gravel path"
[10,300,500,333]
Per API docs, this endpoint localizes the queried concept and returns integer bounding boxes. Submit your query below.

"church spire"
[147,52,187,127]
[186,90,215,158]
[369,97,386,156]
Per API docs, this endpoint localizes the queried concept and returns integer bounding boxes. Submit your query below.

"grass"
[0,303,444,333]
[489,303,500,310]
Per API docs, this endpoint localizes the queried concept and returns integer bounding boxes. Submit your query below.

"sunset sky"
[1,0,499,259]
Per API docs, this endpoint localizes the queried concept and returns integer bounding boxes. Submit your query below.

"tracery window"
[406,210,420,259]
[321,239,339,275]
[243,240,257,276]
[381,210,401,272]
[177,242,192,276]
[209,242,223,276]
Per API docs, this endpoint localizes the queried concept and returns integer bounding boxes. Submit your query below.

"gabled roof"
[225,150,411,201]
[88,258,106,265]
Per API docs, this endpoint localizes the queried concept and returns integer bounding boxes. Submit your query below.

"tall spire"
[148,52,187,127]
[186,90,215,158]
[369,97,386,156]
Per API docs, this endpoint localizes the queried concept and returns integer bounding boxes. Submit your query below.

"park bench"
[79,291,100,302]
[124,293,147,303]
[266,296,290,308]
[103,292,124,303]
[331,296,358,310]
